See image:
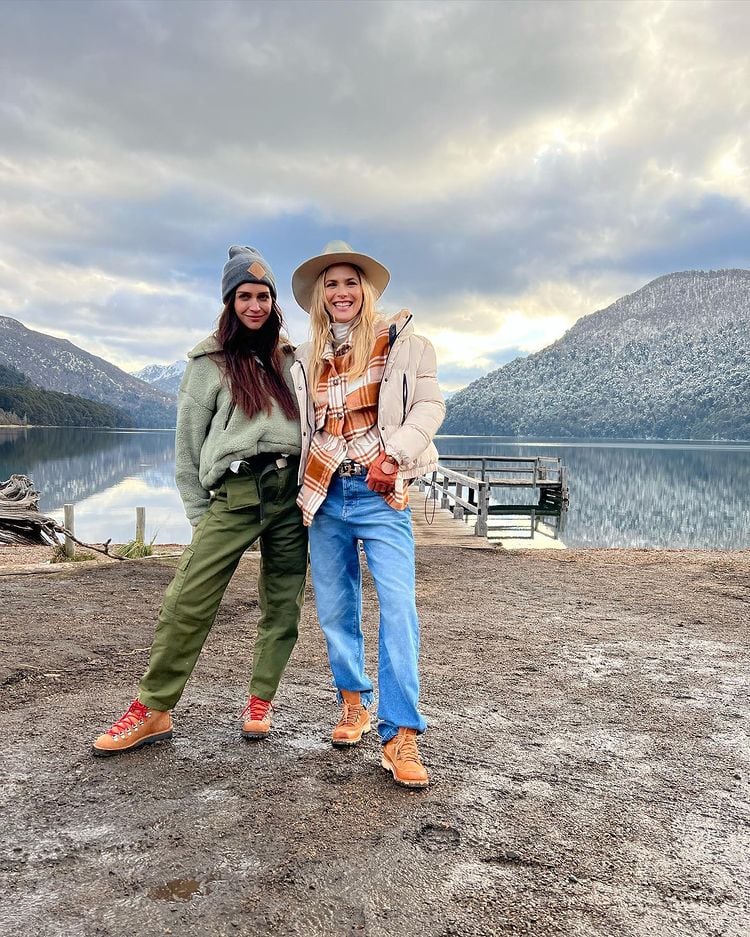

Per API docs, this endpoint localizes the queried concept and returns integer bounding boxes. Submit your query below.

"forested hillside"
[0,316,176,427]
[443,269,750,440]
[0,363,132,428]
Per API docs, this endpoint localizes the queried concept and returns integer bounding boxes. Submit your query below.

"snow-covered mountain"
[133,360,187,396]
[442,269,750,440]
[0,316,177,428]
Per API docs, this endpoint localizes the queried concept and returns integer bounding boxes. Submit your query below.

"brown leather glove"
[366,451,399,493]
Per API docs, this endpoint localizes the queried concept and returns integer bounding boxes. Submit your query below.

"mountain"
[0,363,131,428]
[133,360,187,396]
[442,269,750,441]
[0,316,176,428]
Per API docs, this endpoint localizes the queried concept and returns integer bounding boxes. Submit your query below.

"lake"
[2,426,749,549]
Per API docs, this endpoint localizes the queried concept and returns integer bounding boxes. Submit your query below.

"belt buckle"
[342,460,366,477]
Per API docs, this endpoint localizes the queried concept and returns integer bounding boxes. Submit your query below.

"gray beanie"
[221,245,277,302]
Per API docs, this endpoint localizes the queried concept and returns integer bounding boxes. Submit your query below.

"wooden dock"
[409,488,495,548]
[410,456,570,550]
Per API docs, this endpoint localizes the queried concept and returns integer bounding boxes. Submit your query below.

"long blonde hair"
[308,266,379,392]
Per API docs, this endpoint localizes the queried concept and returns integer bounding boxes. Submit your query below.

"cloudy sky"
[1,0,749,391]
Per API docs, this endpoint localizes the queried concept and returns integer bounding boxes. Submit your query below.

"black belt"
[229,452,297,475]
[337,460,368,477]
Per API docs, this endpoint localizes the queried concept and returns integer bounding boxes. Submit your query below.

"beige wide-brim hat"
[292,240,390,313]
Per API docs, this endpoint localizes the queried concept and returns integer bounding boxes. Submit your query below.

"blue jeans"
[309,474,426,743]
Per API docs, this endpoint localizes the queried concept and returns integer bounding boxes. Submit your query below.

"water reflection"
[0,427,191,544]
[436,436,750,549]
[2,428,749,548]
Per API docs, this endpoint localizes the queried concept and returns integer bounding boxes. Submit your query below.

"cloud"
[0,0,749,383]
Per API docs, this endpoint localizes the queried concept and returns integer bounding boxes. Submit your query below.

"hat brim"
[292,250,390,313]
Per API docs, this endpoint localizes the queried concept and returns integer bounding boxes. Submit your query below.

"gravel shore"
[1,545,749,936]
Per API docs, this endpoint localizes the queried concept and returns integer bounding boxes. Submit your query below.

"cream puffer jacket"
[290,311,445,483]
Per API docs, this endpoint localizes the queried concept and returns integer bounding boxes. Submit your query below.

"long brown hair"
[215,291,298,421]
[308,266,379,392]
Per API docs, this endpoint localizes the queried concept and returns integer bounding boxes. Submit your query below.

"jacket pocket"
[224,474,261,511]
[402,374,408,422]
[223,402,236,430]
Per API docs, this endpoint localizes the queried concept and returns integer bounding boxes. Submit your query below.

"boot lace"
[107,699,149,737]
[337,702,364,728]
[242,696,271,722]
[395,731,422,766]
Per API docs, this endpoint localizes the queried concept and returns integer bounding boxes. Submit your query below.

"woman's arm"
[174,359,218,525]
[384,338,446,466]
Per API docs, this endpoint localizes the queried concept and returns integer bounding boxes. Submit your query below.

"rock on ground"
[1,546,749,937]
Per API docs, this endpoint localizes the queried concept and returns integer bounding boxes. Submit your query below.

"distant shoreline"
[0,423,177,431]
[2,424,748,444]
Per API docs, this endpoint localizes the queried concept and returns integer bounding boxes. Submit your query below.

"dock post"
[135,507,146,543]
[440,474,450,509]
[475,482,489,537]
[466,470,476,508]
[63,503,75,558]
[453,482,464,520]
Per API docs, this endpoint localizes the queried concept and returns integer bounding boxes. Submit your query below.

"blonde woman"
[290,241,444,788]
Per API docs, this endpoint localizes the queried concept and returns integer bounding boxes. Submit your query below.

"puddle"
[412,822,461,851]
[147,878,210,901]
[285,734,329,753]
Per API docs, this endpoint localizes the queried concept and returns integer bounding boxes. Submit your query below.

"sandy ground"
[1,545,749,937]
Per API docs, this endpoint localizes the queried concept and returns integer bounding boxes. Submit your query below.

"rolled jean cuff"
[380,725,398,744]
[379,721,427,744]
[336,688,374,708]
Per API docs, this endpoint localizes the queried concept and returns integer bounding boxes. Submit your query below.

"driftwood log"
[0,475,124,559]
[0,475,60,546]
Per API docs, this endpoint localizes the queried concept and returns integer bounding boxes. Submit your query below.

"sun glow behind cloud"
[416,278,623,391]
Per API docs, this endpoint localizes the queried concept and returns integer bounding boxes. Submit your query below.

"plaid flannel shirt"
[298,322,408,526]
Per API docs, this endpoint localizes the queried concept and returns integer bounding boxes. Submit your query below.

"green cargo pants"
[138,457,307,711]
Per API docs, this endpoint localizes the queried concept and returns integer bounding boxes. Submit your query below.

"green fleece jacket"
[175,334,301,525]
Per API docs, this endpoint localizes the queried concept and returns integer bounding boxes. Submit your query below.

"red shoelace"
[242,696,271,722]
[107,699,149,737]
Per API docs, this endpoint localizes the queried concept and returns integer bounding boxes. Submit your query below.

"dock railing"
[416,466,490,536]
[418,455,569,539]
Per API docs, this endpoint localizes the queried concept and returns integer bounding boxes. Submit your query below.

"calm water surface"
[2,427,749,548]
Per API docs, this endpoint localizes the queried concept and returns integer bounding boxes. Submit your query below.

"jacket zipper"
[223,401,236,430]
[300,365,314,438]
[291,360,315,475]
[377,314,413,443]
[402,374,408,422]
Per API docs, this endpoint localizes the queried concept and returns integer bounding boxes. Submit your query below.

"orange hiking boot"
[331,689,371,747]
[241,695,273,740]
[381,728,429,788]
[92,699,173,757]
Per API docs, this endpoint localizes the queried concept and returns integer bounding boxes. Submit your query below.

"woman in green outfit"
[92,246,308,756]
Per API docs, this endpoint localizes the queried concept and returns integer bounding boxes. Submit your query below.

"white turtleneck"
[330,312,362,350]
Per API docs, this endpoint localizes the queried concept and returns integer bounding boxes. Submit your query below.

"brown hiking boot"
[241,695,272,740]
[331,689,371,747]
[92,700,173,757]
[381,728,429,788]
